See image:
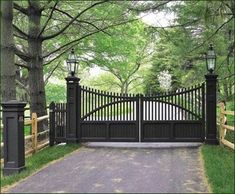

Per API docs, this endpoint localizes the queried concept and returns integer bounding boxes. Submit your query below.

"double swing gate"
[50,83,205,143]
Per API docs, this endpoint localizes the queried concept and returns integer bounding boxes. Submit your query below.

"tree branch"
[13,3,28,15]
[129,1,170,12]
[42,0,108,41]
[14,33,28,40]
[189,17,234,53]
[16,79,30,95]
[15,62,29,69]
[38,1,59,38]
[43,18,138,58]
[53,7,112,36]
[44,61,60,85]
[43,43,76,66]
[14,47,31,61]
[13,24,29,38]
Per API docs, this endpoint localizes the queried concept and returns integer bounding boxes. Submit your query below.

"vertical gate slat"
[184,88,186,120]
[132,93,135,120]
[154,94,156,120]
[194,86,197,120]
[97,89,100,121]
[182,89,184,120]
[94,89,96,121]
[164,92,167,120]
[198,84,201,118]
[114,92,117,121]
[63,103,65,137]
[85,87,87,121]
[101,90,104,121]
[123,94,125,121]
[189,87,193,120]
[148,94,150,121]
[192,87,194,120]
[157,93,160,121]
[107,91,110,121]
[116,92,118,121]
[173,93,175,120]
[88,88,91,121]
[91,88,93,121]
[104,91,108,121]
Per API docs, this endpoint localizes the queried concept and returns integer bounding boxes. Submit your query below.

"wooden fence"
[218,102,234,150]
[24,113,49,155]
[1,113,49,163]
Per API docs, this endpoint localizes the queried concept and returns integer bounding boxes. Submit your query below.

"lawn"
[201,145,234,194]
[1,144,80,189]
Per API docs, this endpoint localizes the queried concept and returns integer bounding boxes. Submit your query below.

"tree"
[1,0,16,101]
[84,20,153,93]
[142,0,234,98]
[11,1,135,130]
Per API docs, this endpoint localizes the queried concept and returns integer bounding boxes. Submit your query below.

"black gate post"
[205,74,219,144]
[49,102,55,146]
[65,76,80,143]
[1,100,26,175]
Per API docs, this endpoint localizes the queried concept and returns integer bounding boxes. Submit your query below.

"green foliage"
[201,145,234,194]
[46,83,66,103]
[143,0,234,98]
[1,144,80,188]
[86,20,153,93]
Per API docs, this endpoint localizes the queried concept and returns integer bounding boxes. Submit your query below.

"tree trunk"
[124,82,129,94]
[27,2,47,132]
[0,0,16,101]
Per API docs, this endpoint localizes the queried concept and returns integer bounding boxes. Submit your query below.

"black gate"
[50,83,205,143]
[141,84,205,142]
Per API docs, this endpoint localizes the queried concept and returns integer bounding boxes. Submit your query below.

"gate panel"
[141,84,205,142]
[80,86,139,142]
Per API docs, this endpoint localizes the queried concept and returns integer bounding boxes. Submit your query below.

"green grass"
[1,144,80,188]
[201,145,234,194]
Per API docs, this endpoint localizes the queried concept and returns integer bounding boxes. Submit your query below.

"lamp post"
[205,44,218,144]
[66,48,79,77]
[206,44,216,74]
[65,49,80,143]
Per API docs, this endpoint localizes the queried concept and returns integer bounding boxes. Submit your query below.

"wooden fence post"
[31,113,38,153]
[219,102,226,144]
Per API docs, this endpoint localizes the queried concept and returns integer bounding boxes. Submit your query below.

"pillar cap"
[1,100,27,108]
[205,74,218,79]
[65,76,80,83]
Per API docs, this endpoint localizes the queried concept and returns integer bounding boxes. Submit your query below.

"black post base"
[205,138,219,145]
[3,166,26,176]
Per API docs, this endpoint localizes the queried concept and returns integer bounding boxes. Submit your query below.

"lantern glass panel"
[66,49,78,76]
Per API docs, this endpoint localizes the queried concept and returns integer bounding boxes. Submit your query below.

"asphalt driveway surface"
[6,147,209,193]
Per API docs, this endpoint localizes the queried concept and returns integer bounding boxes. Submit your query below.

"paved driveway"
[7,147,209,193]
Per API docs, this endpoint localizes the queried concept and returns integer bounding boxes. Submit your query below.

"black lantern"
[206,44,216,74]
[66,49,78,76]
